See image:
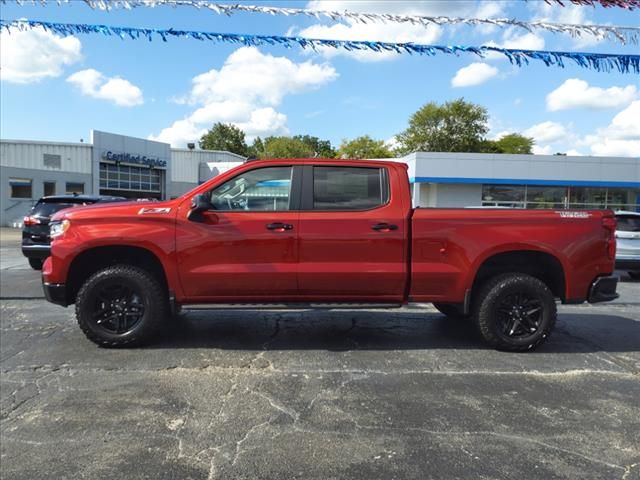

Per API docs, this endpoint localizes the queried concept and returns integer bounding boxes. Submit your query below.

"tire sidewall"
[478,274,556,350]
[77,266,163,346]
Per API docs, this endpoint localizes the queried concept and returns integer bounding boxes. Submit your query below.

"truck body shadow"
[148,311,640,354]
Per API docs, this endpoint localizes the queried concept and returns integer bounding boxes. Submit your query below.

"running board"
[180,303,403,311]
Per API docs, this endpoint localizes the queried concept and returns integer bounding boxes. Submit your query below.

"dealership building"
[1,130,638,226]
[1,130,246,226]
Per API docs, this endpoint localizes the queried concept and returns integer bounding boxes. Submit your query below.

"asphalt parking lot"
[1,228,639,479]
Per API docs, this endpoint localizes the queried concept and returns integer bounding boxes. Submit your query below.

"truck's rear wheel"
[473,273,556,352]
[75,265,167,347]
[433,302,469,319]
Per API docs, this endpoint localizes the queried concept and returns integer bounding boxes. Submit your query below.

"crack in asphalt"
[622,462,640,480]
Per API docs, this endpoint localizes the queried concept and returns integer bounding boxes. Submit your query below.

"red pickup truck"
[42,159,618,351]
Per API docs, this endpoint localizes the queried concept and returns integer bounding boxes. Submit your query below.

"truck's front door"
[297,164,408,302]
[176,164,300,301]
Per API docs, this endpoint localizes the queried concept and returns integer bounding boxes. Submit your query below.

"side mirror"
[187,194,213,222]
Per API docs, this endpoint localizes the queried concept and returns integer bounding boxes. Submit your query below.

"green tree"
[396,98,489,154]
[248,136,265,158]
[492,133,534,154]
[260,136,315,158]
[199,123,250,157]
[337,135,394,159]
[293,135,336,158]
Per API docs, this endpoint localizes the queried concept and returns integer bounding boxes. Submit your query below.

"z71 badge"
[556,211,591,218]
[138,207,171,215]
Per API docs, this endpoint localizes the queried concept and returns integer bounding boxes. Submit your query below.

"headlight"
[50,219,70,238]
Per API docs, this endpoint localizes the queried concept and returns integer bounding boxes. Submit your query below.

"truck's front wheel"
[75,265,168,347]
[473,273,556,352]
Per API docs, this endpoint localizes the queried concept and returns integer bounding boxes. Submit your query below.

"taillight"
[23,216,41,226]
[602,216,616,260]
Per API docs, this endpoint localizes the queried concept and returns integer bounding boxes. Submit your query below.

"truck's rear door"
[297,163,408,302]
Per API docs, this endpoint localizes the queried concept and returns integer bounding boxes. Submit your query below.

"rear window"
[32,200,94,217]
[313,166,387,210]
[617,215,640,232]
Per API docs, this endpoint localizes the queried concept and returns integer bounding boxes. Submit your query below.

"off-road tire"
[433,302,469,320]
[28,258,43,270]
[472,273,556,352]
[75,265,168,347]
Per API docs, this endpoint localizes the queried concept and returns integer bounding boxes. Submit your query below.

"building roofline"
[411,176,640,188]
[402,151,638,162]
[1,138,91,147]
[170,148,246,159]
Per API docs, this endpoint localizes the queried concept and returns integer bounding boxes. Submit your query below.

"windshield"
[32,201,94,217]
[616,215,640,232]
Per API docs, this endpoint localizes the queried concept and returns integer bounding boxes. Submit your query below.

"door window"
[209,166,293,211]
[313,166,387,210]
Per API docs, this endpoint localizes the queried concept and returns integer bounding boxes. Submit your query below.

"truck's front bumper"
[588,275,619,303]
[43,281,68,307]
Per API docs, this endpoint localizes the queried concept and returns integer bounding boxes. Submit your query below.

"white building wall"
[432,184,483,207]
[170,149,245,183]
[1,140,92,173]
[406,152,640,186]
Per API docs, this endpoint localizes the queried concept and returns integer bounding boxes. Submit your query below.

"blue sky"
[1,0,638,156]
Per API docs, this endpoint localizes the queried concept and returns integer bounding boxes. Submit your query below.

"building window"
[66,182,84,194]
[99,163,163,193]
[481,184,525,208]
[526,186,567,209]
[569,187,606,208]
[481,184,640,210]
[10,178,32,199]
[43,181,56,196]
[43,153,62,169]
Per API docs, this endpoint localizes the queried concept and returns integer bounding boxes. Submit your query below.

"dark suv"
[22,195,126,270]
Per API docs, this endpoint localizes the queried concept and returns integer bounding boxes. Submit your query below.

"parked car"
[614,210,640,279]
[42,159,618,351]
[22,194,126,270]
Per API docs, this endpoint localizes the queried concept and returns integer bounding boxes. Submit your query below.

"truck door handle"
[371,223,398,231]
[266,222,293,231]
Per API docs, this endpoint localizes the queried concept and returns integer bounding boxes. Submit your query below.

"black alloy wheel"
[495,292,543,341]
[473,273,556,352]
[92,282,146,334]
[76,265,168,347]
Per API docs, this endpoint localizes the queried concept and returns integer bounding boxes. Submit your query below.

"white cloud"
[67,69,143,107]
[583,101,640,157]
[297,19,441,63]
[0,26,82,83]
[546,79,637,112]
[483,30,545,61]
[532,144,554,155]
[150,47,338,147]
[524,121,568,144]
[186,47,337,105]
[451,62,498,87]
[297,1,500,62]
[530,2,604,47]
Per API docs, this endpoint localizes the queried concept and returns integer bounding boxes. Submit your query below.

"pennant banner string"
[544,0,640,9]
[7,0,640,45]
[1,18,638,74]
